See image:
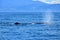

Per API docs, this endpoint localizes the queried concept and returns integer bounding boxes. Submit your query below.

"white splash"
[43,11,53,24]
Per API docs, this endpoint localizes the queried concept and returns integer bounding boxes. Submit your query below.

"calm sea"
[0,12,60,40]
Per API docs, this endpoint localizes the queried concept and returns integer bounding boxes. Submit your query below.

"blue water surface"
[0,12,60,40]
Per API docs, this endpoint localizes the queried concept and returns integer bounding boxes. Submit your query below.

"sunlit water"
[0,12,60,40]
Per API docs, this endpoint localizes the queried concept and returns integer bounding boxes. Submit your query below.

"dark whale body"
[14,22,20,25]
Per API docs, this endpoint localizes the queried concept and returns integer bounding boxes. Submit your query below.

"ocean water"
[0,12,60,40]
